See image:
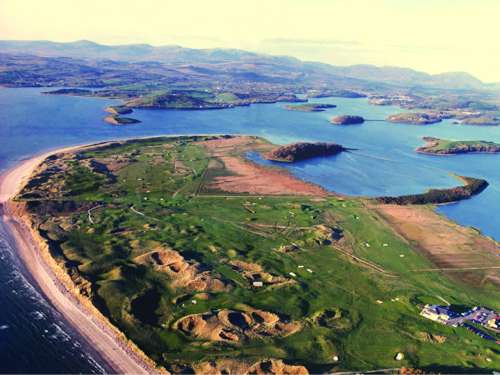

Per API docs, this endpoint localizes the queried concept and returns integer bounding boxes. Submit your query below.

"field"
[17,136,499,373]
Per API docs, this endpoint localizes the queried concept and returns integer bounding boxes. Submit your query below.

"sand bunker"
[135,247,229,292]
[175,307,301,343]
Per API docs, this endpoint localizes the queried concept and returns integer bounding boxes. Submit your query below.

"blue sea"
[1,87,499,372]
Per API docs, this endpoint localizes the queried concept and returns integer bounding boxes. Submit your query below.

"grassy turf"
[420,138,500,154]
[18,136,500,372]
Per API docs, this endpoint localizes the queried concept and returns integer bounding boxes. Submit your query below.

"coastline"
[416,137,500,156]
[0,135,331,374]
[0,145,165,375]
[416,149,500,156]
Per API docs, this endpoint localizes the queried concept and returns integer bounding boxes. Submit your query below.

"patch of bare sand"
[198,136,329,196]
[94,155,131,173]
[193,358,308,375]
[175,308,301,343]
[135,247,229,292]
[229,260,291,287]
[375,204,500,286]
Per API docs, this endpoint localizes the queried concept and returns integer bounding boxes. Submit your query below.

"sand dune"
[0,145,163,375]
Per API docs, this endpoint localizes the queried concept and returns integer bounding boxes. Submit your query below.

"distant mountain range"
[0,39,492,91]
[325,65,485,91]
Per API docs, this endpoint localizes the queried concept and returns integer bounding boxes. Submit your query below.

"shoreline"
[416,137,500,156]
[0,144,165,375]
[1,135,496,374]
[416,149,500,156]
[0,134,333,374]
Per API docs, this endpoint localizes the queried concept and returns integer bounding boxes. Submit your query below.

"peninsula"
[417,137,500,155]
[264,142,347,162]
[386,112,445,125]
[375,175,488,205]
[105,105,133,115]
[1,135,499,374]
[104,114,141,125]
[284,103,336,112]
[43,88,93,96]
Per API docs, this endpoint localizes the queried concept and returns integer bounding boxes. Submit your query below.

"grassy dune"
[17,136,499,372]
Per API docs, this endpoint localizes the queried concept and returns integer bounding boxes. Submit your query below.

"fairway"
[16,135,500,373]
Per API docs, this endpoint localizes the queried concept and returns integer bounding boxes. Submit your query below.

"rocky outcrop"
[330,115,365,125]
[265,142,346,162]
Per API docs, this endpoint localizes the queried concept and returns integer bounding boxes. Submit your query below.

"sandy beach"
[0,145,164,375]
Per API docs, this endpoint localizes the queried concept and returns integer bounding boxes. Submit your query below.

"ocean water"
[1,87,500,372]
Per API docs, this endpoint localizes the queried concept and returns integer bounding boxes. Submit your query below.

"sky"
[1,0,499,82]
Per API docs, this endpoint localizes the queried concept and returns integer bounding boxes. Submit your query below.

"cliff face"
[265,142,346,162]
[330,115,364,125]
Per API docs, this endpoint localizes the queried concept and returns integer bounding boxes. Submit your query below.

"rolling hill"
[0,39,491,91]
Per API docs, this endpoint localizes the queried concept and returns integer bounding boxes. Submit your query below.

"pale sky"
[1,0,499,82]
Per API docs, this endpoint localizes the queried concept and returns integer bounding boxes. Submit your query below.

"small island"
[264,142,346,162]
[105,105,133,115]
[284,103,336,112]
[386,112,443,125]
[417,137,500,155]
[104,114,141,125]
[455,116,500,126]
[330,115,365,125]
[43,88,93,96]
